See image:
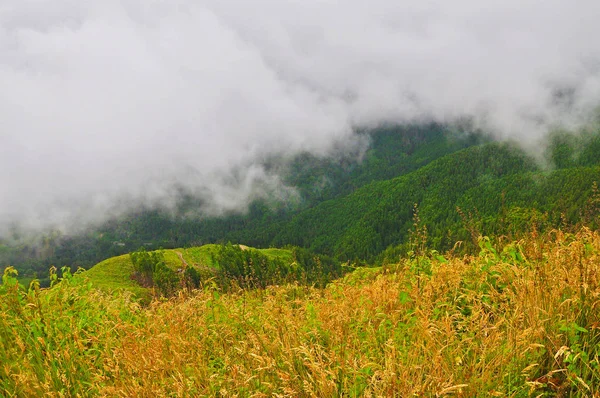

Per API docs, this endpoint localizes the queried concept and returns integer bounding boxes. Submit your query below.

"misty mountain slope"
[271,142,537,259]
[271,140,600,261]
[4,0,600,239]
[111,127,600,263]
[121,125,478,242]
[4,126,600,281]
[280,124,482,204]
[11,126,472,271]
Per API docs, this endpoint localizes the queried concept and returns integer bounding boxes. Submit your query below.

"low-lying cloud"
[1,0,599,234]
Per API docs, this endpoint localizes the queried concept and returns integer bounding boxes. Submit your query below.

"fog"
[1,0,599,234]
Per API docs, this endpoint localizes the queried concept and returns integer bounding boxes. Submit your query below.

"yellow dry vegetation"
[2,228,600,397]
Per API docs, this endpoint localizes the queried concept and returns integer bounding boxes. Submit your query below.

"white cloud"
[1,0,599,233]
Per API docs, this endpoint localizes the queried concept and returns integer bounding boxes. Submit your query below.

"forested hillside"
[2,124,600,284]
[273,143,600,261]
[0,124,476,280]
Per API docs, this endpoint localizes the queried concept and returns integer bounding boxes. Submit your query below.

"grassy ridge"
[83,253,149,299]
[2,228,600,396]
[83,244,298,300]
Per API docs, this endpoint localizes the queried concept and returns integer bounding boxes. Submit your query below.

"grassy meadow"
[2,228,600,397]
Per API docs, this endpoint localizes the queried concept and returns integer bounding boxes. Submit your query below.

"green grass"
[254,247,294,263]
[83,254,150,300]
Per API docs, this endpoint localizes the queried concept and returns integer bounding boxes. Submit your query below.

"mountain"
[2,124,600,284]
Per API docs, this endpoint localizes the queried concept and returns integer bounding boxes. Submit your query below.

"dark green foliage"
[213,244,341,290]
[281,123,478,203]
[183,266,202,289]
[273,142,537,260]
[290,246,341,288]
[152,262,179,296]
[130,248,177,296]
[546,128,600,169]
[548,131,578,169]
[130,248,165,279]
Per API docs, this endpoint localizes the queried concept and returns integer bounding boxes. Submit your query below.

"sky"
[1,0,600,234]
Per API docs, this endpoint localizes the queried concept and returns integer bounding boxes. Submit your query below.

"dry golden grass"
[2,228,600,397]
